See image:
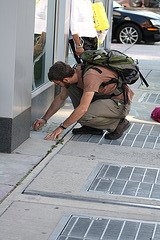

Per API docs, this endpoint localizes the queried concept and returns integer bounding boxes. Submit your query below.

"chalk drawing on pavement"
[0,171,9,177]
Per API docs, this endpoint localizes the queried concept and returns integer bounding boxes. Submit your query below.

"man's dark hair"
[48,61,75,82]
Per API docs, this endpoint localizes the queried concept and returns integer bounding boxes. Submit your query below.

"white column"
[0,0,35,152]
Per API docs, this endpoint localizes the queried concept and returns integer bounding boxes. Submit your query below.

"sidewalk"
[0,43,160,240]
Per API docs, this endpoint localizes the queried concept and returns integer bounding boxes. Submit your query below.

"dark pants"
[69,36,98,64]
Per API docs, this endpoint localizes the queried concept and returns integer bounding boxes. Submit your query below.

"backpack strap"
[92,67,102,74]
[81,65,120,93]
[81,64,93,81]
[139,70,149,87]
[81,65,127,102]
[81,64,102,81]
[99,78,118,87]
[135,66,149,87]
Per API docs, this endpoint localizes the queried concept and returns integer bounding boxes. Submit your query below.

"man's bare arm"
[63,91,94,128]
[44,91,94,141]
[72,34,84,56]
[33,88,68,130]
[43,88,68,120]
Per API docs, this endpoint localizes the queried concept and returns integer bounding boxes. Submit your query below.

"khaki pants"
[67,84,131,131]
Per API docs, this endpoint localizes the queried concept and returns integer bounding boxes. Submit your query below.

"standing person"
[33,61,134,141]
[69,0,98,63]
[34,0,47,56]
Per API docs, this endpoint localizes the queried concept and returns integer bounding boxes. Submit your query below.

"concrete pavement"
[0,43,160,240]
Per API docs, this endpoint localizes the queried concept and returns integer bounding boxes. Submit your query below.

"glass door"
[32,0,56,91]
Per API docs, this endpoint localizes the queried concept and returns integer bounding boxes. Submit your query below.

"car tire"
[129,0,142,7]
[144,0,150,7]
[116,23,142,44]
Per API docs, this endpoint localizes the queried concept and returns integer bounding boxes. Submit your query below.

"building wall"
[0,0,35,153]
[0,0,71,153]
[0,0,34,119]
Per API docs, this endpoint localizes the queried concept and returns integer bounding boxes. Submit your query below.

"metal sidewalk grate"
[71,123,160,149]
[85,163,160,200]
[49,214,160,240]
[139,92,160,104]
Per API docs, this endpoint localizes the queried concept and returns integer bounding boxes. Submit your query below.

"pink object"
[151,107,160,123]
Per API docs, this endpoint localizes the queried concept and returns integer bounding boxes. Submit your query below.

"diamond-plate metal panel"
[49,214,160,240]
[85,163,160,200]
[71,123,160,149]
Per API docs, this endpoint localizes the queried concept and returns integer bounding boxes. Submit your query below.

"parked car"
[129,0,159,7]
[112,1,160,44]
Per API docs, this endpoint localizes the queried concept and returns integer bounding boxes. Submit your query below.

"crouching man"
[32,61,134,141]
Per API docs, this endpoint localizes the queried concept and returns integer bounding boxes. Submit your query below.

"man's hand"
[33,118,46,131]
[34,44,43,56]
[72,34,84,56]
[44,127,64,141]
[76,47,84,56]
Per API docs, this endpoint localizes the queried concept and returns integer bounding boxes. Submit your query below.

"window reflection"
[33,0,48,90]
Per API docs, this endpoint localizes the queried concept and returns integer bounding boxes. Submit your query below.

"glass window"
[32,0,48,90]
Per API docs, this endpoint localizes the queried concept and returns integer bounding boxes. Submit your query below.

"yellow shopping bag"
[92,2,110,31]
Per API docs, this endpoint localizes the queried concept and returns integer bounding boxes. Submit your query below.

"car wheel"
[116,23,142,44]
[144,0,150,7]
[129,0,142,7]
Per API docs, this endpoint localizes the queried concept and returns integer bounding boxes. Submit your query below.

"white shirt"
[34,0,47,34]
[70,0,97,38]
